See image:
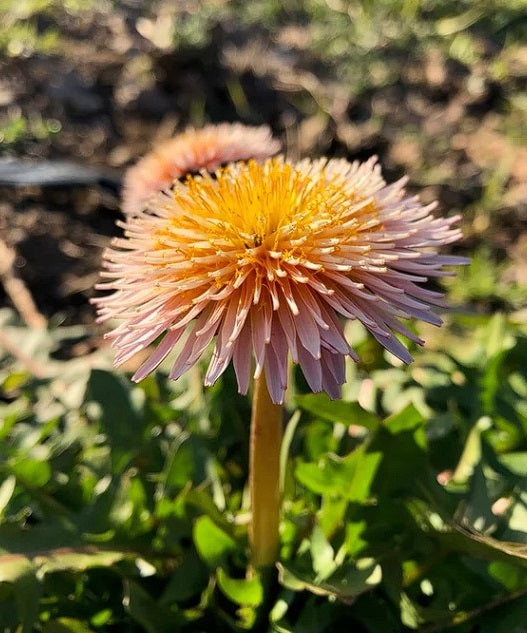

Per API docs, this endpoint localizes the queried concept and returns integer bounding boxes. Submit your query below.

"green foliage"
[0,0,98,58]
[1,307,527,631]
[0,112,61,148]
[444,247,527,309]
[154,0,527,97]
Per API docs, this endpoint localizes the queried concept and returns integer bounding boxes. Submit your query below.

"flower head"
[96,157,466,404]
[122,123,280,215]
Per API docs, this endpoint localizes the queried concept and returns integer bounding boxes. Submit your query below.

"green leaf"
[452,417,489,483]
[184,488,238,537]
[294,596,338,633]
[296,393,380,431]
[488,561,527,591]
[438,524,527,568]
[269,591,295,625]
[90,609,113,627]
[351,592,402,633]
[42,618,96,633]
[303,420,339,461]
[0,523,79,555]
[37,549,126,575]
[458,463,496,533]
[318,496,348,539]
[499,452,527,478]
[0,408,18,440]
[484,313,513,358]
[10,458,51,487]
[278,557,382,603]
[2,371,30,393]
[400,591,425,629]
[0,475,16,516]
[503,495,527,543]
[280,410,301,495]
[216,568,263,606]
[85,369,144,474]
[344,520,368,558]
[383,403,425,435]
[193,515,236,568]
[164,435,208,490]
[160,551,208,603]
[478,594,527,633]
[368,407,433,498]
[0,557,39,633]
[124,580,181,633]
[310,525,336,581]
[296,446,382,502]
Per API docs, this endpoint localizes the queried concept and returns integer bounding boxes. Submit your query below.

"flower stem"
[249,373,283,568]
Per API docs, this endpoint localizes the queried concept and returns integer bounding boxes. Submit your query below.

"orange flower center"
[150,159,380,290]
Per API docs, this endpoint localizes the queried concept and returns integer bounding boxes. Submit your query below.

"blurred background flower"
[122,122,280,214]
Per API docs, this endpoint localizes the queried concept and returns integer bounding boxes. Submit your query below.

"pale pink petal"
[320,350,344,399]
[232,322,253,395]
[297,343,323,393]
[132,327,186,382]
[264,321,289,405]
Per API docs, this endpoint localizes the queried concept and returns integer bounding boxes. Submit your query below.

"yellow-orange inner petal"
[150,159,380,293]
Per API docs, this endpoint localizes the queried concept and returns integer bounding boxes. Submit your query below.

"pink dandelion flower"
[95,157,466,404]
[122,122,280,215]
